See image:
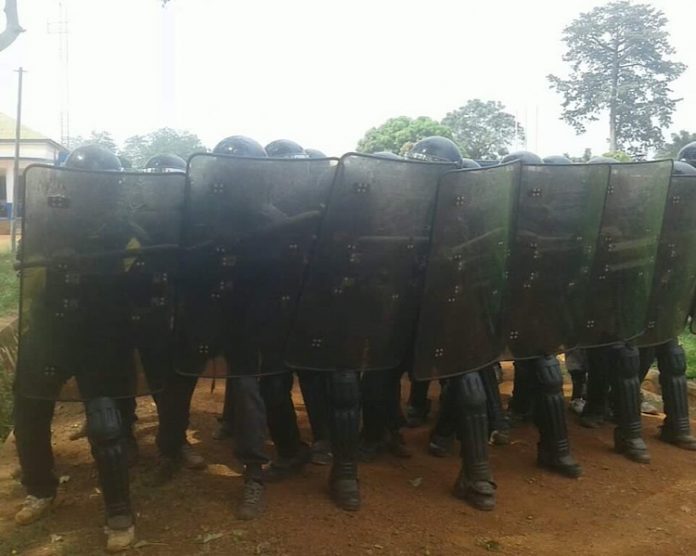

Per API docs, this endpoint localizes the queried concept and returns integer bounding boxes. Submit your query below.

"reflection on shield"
[638,172,696,346]
[285,153,455,373]
[504,163,609,358]
[578,161,672,346]
[16,165,185,401]
[411,163,518,380]
[176,154,338,378]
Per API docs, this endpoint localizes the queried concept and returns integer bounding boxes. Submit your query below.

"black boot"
[327,370,361,511]
[450,373,496,511]
[532,357,582,478]
[656,341,696,451]
[329,461,360,511]
[609,345,650,464]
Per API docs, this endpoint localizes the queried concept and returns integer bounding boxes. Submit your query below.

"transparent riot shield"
[16,165,185,401]
[638,173,696,346]
[177,154,338,377]
[411,163,519,380]
[504,164,609,358]
[285,153,455,373]
[578,161,672,346]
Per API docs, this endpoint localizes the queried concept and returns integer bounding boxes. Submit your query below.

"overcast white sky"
[0,0,694,158]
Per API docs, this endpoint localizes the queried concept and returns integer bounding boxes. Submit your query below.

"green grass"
[0,251,18,319]
[680,329,696,379]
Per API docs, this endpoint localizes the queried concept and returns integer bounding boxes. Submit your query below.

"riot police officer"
[636,160,696,451]
[500,150,582,479]
[13,144,147,552]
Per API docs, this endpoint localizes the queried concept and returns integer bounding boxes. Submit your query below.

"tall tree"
[548,1,685,153]
[657,130,696,158]
[356,116,453,156]
[441,99,524,159]
[120,127,206,168]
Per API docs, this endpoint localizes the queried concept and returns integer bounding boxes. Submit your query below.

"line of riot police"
[11,136,696,552]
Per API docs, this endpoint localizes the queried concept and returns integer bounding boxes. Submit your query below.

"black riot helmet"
[372,151,403,160]
[144,153,187,173]
[407,136,464,165]
[460,158,481,169]
[588,155,618,164]
[213,135,267,157]
[543,155,572,165]
[677,141,696,167]
[64,144,122,171]
[265,139,307,159]
[305,148,327,158]
[500,150,543,165]
[673,160,696,176]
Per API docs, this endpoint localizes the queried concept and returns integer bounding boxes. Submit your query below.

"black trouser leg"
[451,372,495,510]
[85,397,133,529]
[13,390,59,499]
[260,372,302,459]
[568,369,587,400]
[386,368,406,433]
[479,365,510,439]
[583,347,611,421]
[638,346,655,385]
[608,344,650,463]
[154,373,199,457]
[298,370,330,444]
[510,360,534,418]
[360,371,388,444]
[656,340,694,443]
[230,376,269,481]
[532,356,581,477]
[432,379,457,439]
[220,378,236,428]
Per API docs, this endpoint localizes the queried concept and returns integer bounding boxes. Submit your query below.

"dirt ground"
[2,366,696,556]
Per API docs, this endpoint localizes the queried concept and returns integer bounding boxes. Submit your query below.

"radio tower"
[47,1,70,147]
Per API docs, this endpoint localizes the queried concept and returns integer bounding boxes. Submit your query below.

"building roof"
[0,112,53,141]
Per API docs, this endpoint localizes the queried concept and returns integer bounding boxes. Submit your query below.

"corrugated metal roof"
[0,112,51,140]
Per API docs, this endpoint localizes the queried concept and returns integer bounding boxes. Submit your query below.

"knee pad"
[85,397,123,446]
[452,373,486,411]
[532,356,563,394]
[656,340,686,378]
[328,371,360,410]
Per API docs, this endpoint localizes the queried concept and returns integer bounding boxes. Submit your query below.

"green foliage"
[441,99,523,159]
[679,331,696,379]
[120,127,207,169]
[356,116,453,156]
[0,252,18,319]
[548,1,686,153]
[68,130,118,152]
[601,151,633,162]
[658,130,696,159]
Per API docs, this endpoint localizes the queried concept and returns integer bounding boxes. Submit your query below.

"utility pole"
[10,66,25,254]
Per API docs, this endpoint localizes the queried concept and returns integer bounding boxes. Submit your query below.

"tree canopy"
[441,99,523,159]
[657,130,696,159]
[120,127,206,168]
[547,1,685,154]
[356,116,453,156]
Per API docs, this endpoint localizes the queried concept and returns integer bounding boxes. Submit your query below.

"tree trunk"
[609,44,620,152]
